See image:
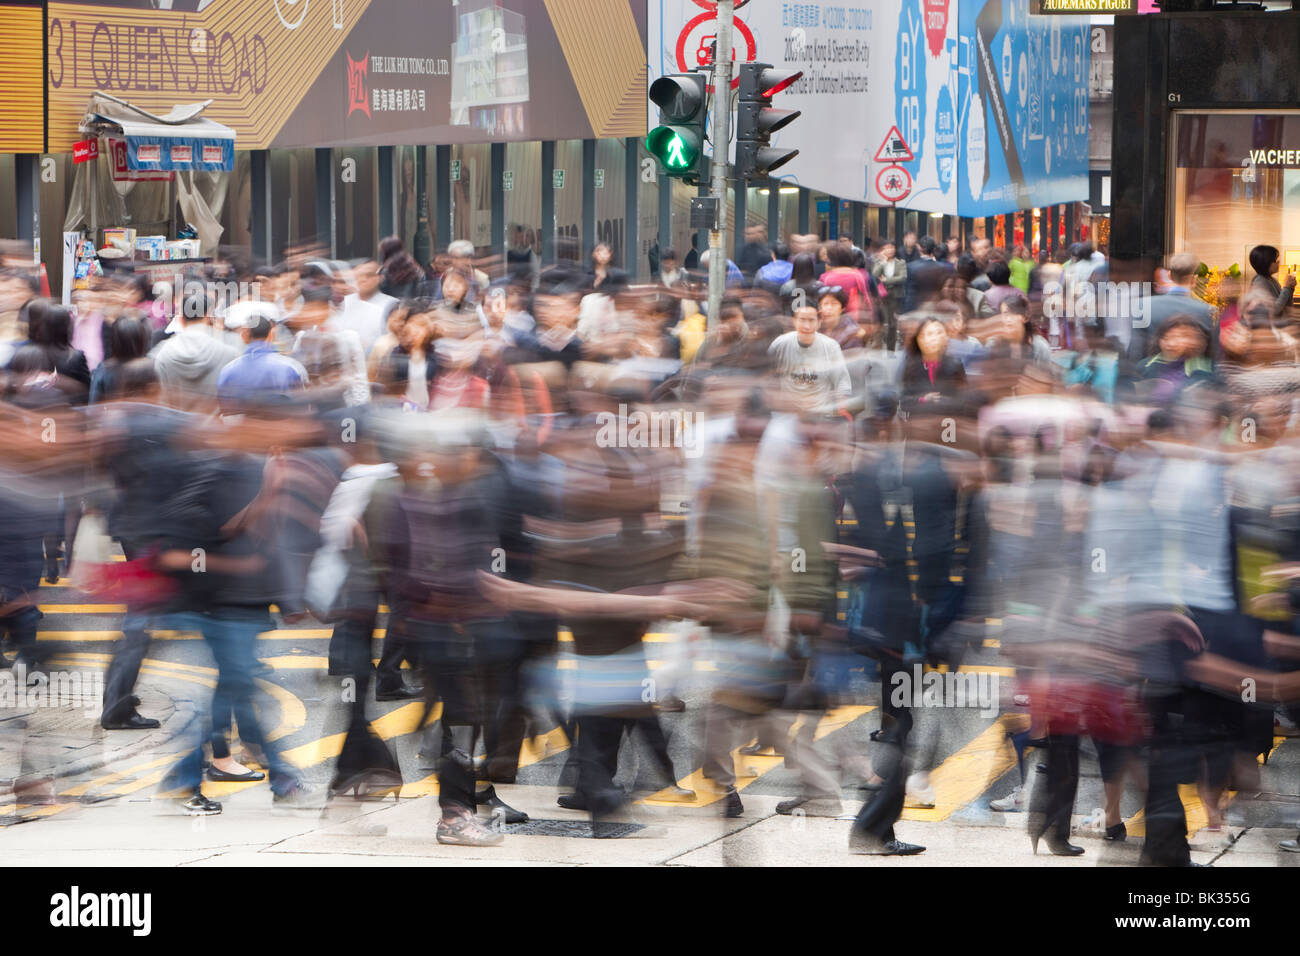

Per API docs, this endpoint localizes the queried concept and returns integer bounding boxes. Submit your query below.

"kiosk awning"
[78,92,235,172]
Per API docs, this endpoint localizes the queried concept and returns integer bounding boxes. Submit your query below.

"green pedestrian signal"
[647,73,707,183]
[647,125,700,172]
[666,134,688,167]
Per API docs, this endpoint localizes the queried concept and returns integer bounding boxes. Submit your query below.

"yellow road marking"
[643,705,874,807]
[398,724,572,799]
[900,716,1019,822]
[1125,735,1289,839]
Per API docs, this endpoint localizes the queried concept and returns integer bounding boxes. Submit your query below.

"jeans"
[164,608,298,796]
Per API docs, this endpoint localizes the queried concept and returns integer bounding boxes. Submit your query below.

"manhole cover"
[504,817,645,839]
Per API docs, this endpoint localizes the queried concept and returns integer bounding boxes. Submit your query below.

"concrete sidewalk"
[4,780,1294,866]
[0,675,198,813]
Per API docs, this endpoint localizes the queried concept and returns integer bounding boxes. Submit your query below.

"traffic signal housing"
[735,62,802,182]
[647,73,707,183]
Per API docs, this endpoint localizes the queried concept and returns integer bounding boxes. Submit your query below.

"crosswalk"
[6,580,1297,841]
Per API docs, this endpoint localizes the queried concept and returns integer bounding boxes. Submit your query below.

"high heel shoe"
[329,769,403,801]
[1032,833,1085,856]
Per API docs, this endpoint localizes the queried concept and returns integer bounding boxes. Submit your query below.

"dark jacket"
[904,258,954,314]
[901,352,967,402]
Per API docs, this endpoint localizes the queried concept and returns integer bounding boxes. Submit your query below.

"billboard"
[46,0,649,152]
[647,0,1088,217]
[958,0,1090,216]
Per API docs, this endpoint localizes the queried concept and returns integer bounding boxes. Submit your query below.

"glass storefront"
[392,146,437,256]
[1170,110,1300,278]
[777,185,801,242]
[450,143,492,252]
[635,142,659,281]
[334,147,378,261]
[553,140,584,263]
[593,138,627,271]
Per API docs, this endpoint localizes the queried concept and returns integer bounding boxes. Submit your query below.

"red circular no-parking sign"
[676,11,757,91]
[876,165,913,203]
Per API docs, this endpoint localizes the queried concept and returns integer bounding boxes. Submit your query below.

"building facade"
[2,0,1100,293]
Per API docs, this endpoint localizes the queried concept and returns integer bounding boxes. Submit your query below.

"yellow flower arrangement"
[1193,262,1242,310]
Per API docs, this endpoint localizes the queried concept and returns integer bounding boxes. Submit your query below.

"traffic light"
[647,73,707,182]
[735,62,802,183]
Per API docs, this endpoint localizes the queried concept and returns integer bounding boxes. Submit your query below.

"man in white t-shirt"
[331,260,396,356]
[767,306,851,414]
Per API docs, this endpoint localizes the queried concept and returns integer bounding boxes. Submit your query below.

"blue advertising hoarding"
[647,0,1089,215]
[957,0,1090,216]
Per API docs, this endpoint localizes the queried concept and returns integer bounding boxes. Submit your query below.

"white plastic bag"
[764,586,791,653]
[69,512,113,593]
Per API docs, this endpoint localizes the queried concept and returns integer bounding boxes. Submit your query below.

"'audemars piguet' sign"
[1032,0,1135,12]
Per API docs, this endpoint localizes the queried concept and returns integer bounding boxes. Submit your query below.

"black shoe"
[775,797,805,815]
[101,713,161,730]
[181,793,222,816]
[738,742,773,756]
[850,834,926,855]
[1034,836,1085,856]
[1104,822,1127,842]
[477,785,529,824]
[557,792,589,811]
[722,787,743,818]
[375,685,421,702]
[207,766,266,783]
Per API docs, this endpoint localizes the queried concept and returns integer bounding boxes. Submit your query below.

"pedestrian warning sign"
[874,126,914,164]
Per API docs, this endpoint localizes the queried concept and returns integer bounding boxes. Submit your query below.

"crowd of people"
[2,223,1299,863]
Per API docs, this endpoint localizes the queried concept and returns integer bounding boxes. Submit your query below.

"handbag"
[1020,674,1149,746]
[73,515,179,609]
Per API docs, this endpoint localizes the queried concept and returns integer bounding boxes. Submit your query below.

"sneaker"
[1278,837,1300,853]
[437,809,504,846]
[272,785,325,810]
[904,773,936,809]
[990,785,1026,812]
[654,786,697,803]
[1078,806,1106,835]
[181,793,222,816]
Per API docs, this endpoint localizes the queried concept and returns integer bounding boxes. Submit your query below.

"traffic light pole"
[706,0,734,331]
